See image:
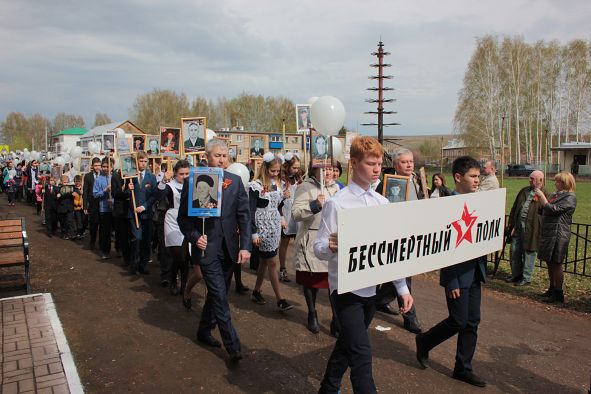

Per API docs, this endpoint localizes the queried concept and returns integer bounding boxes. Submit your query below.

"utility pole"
[362,40,399,145]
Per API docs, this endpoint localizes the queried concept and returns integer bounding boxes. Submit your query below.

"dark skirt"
[296,271,329,289]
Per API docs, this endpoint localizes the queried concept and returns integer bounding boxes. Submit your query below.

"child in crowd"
[249,152,293,311]
[72,175,85,239]
[35,179,44,216]
[56,174,75,240]
[43,176,59,236]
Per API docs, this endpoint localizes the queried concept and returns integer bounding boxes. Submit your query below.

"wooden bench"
[0,218,31,293]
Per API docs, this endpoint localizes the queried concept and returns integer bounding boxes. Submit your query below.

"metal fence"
[489,220,591,278]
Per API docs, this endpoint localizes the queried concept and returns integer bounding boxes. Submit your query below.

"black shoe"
[137,268,149,275]
[235,284,250,294]
[229,351,243,364]
[100,253,110,260]
[307,311,319,334]
[542,289,564,304]
[540,287,554,297]
[377,303,400,316]
[504,276,519,283]
[169,282,179,296]
[182,293,192,310]
[404,318,423,334]
[197,334,222,348]
[452,370,487,388]
[251,291,266,305]
[121,260,131,268]
[161,279,170,287]
[514,279,531,286]
[277,299,293,312]
[415,333,430,369]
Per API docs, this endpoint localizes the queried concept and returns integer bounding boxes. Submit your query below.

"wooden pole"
[419,167,429,199]
[130,180,139,229]
[282,119,286,155]
[167,157,171,173]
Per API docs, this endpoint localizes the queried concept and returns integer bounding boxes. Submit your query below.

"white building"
[51,127,87,155]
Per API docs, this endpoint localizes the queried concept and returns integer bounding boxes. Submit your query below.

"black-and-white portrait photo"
[192,174,218,209]
[296,104,312,132]
[383,175,410,203]
[182,117,206,153]
[312,134,330,160]
[133,135,145,152]
[102,133,115,152]
[229,144,238,162]
[249,136,265,158]
[120,153,139,179]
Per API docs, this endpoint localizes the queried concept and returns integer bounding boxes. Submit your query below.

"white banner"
[337,188,506,293]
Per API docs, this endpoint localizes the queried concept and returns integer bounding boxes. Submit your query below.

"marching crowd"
[0,137,580,393]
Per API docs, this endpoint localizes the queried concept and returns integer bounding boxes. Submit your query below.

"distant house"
[80,120,146,152]
[442,139,490,164]
[552,142,591,176]
[51,127,87,155]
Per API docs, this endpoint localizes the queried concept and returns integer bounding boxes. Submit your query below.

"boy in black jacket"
[43,176,59,236]
[56,174,75,240]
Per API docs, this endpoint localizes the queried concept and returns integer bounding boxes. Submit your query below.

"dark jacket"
[508,186,546,251]
[177,172,251,264]
[111,170,131,218]
[126,171,157,220]
[537,191,577,264]
[43,183,58,211]
[83,171,100,220]
[429,185,453,197]
[56,184,74,214]
[440,256,487,292]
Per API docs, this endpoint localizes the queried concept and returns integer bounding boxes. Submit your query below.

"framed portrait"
[382,175,410,203]
[160,127,181,158]
[132,134,146,152]
[249,135,267,159]
[146,135,161,156]
[51,164,62,180]
[311,132,332,168]
[187,167,223,217]
[120,153,139,179]
[102,133,115,153]
[181,117,206,154]
[296,104,312,133]
[228,144,238,163]
[117,135,132,154]
[78,157,91,173]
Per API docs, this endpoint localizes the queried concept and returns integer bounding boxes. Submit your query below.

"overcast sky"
[1,0,589,135]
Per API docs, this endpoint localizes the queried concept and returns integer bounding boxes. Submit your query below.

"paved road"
[3,204,590,393]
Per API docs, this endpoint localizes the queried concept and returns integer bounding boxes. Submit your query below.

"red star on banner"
[451,203,478,247]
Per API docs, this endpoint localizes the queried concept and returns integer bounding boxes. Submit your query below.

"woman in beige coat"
[292,166,340,334]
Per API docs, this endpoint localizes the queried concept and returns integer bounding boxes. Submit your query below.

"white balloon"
[310,96,346,134]
[62,153,71,163]
[72,157,81,170]
[307,96,319,106]
[115,128,127,139]
[331,136,343,159]
[70,146,83,159]
[23,151,31,161]
[54,156,65,166]
[206,129,217,142]
[226,163,249,187]
[31,151,41,161]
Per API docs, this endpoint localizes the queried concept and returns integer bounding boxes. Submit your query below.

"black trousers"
[114,216,131,263]
[319,292,377,394]
[155,220,172,280]
[98,212,113,255]
[420,277,481,373]
[45,209,58,235]
[73,211,84,236]
[57,211,75,238]
[169,242,189,288]
[130,218,152,271]
[198,240,239,354]
[375,277,418,322]
[88,213,100,247]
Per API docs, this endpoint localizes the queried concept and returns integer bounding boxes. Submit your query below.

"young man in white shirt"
[314,136,413,394]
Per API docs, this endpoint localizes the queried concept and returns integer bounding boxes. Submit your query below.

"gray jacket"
[537,191,577,264]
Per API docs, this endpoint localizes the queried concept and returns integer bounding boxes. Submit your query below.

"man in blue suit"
[415,156,487,388]
[127,151,157,275]
[177,139,251,363]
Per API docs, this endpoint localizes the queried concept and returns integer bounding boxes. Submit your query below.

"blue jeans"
[319,292,377,394]
[197,240,240,354]
[510,227,537,282]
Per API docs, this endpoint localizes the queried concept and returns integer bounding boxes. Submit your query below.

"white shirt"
[313,180,410,298]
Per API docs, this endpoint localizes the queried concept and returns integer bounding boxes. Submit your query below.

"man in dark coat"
[416,156,488,388]
[506,170,545,286]
[177,139,251,363]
